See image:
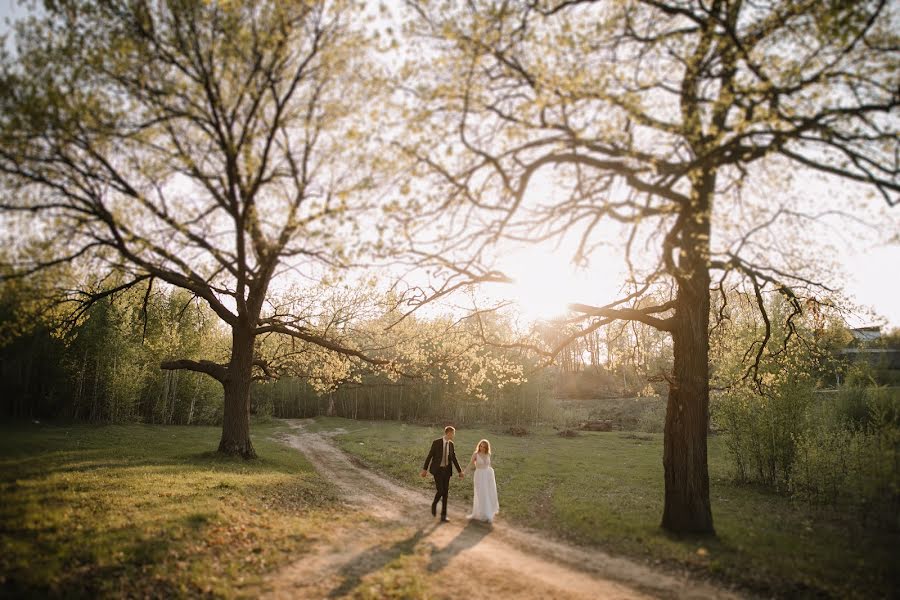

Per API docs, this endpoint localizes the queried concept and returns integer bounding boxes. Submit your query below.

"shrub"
[831,384,900,431]
[832,383,872,429]
[791,391,900,529]
[713,375,816,490]
[635,399,666,433]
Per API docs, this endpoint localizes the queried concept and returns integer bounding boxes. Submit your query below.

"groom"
[420,425,464,522]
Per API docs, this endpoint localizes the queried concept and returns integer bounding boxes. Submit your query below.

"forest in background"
[3,271,899,532]
[3,269,897,427]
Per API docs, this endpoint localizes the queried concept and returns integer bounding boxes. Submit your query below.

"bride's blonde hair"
[475,439,491,454]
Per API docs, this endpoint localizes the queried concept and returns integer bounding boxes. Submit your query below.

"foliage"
[0,0,397,455]
[714,376,816,490]
[0,278,228,424]
[0,272,549,427]
[711,293,820,488]
[711,292,899,528]
[252,308,550,425]
[791,387,900,528]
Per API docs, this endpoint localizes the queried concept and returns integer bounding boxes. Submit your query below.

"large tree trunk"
[662,173,715,535]
[662,282,714,534]
[218,324,256,458]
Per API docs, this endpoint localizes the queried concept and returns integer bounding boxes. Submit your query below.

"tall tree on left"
[0,0,384,457]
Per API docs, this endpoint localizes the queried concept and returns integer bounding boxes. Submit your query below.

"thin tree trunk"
[72,348,87,421]
[111,355,118,423]
[158,371,170,425]
[168,370,178,424]
[188,391,196,425]
[90,354,100,423]
[21,336,36,419]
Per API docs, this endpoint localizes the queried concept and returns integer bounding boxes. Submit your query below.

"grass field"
[316,416,898,599]
[0,419,350,598]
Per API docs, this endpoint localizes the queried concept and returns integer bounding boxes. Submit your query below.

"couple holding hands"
[420,426,499,524]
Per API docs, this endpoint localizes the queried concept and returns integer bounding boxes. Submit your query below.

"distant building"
[837,326,900,377]
[850,326,882,344]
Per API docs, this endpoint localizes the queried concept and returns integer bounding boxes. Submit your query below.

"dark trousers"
[431,467,452,518]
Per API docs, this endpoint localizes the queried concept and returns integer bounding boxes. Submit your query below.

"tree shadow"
[174,450,300,475]
[0,517,184,599]
[328,523,438,598]
[427,519,493,574]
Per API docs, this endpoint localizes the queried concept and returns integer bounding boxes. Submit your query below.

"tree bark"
[662,172,715,535]
[218,324,256,458]
[662,282,714,534]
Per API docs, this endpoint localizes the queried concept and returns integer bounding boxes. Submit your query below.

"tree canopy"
[399,0,898,532]
[0,0,396,456]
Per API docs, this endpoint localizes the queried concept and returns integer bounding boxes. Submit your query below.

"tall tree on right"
[401,0,898,534]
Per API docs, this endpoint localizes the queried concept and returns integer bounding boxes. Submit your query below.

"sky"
[1,1,898,329]
[476,196,900,328]
[0,0,26,42]
[841,245,900,328]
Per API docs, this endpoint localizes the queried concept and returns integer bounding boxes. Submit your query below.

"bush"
[713,375,816,490]
[832,382,872,429]
[791,391,900,529]
[831,384,900,431]
[635,399,666,433]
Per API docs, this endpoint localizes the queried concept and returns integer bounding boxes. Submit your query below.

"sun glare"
[488,244,626,323]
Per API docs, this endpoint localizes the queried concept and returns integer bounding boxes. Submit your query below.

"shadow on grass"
[427,520,493,574]
[1,518,182,599]
[0,422,334,599]
[0,450,112,477]
[328,523,439,598]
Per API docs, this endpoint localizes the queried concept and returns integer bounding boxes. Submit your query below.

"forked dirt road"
[260,420,746,599]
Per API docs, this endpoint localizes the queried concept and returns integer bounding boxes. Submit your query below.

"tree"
[401,0,898,533]
[0,0,387,457]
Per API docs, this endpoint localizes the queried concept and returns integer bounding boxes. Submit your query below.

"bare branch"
[160,359,228,383]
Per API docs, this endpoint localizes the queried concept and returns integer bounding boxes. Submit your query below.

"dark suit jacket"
[423,437,462,475]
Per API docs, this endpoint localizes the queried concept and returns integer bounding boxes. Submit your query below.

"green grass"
[317,416,898,599]
[0,419,350,598]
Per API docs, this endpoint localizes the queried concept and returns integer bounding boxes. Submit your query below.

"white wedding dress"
[468,452,499,522]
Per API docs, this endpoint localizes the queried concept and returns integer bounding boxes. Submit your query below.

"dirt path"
[260,420,745,599]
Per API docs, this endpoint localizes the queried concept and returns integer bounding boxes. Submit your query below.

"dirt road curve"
[260,420,745,600]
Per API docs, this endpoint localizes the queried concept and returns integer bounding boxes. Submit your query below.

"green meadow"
[2,417,895,598]
[0,420,350,598]
[316,417,898,599]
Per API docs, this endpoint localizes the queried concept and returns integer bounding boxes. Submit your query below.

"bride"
[467,439,499,523]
